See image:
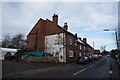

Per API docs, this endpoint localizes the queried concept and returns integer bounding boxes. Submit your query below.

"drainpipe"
[63,32,66,63]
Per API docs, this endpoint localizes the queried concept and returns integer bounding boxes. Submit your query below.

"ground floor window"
[55,52,59,57]
[79,53,81,57]
[69,50,73,57]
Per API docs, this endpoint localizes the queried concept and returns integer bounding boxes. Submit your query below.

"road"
[2,56,113,78]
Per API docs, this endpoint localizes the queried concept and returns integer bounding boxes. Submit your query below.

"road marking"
[73,68,87,76]
[89,64,95,68]
[109,70,112,74]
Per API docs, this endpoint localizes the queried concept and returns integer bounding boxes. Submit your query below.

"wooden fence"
[23,56,59,63]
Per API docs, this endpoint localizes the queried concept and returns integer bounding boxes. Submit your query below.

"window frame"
[69,50,74,57]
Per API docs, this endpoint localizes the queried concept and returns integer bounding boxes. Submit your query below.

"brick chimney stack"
[63,22,68,31]
[78,37,81,40]
[75,33,77,38]
[52,14,58,25]
[83,38,87,43]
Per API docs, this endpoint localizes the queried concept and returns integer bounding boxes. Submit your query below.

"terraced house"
[26,14,94,63]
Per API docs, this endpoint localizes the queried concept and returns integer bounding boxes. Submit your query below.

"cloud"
[1,0,120,2]
[48,2,117,35]
[87,38,117,50]
[2,2,57,36]
[2,2,118,50]
[2,2,117,35]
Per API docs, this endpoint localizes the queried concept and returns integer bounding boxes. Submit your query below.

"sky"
[1,0,119,51]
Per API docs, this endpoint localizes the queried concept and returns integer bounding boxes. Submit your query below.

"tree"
[2,34,12,48]
[100,45,106,52]
[110,49,120,60]
[2,33,26,49]
[11,33,26,49]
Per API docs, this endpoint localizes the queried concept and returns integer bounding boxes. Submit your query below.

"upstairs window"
[70,37,72,45]
[80,45,82,50]
[75,40,77,46]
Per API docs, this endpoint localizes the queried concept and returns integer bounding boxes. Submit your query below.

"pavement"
[111,57,120,78]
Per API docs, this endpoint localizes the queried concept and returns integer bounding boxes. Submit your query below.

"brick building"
[26,14,93,63]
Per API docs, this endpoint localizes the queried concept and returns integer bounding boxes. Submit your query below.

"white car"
[92,54,99,60]
[99,54,103,58]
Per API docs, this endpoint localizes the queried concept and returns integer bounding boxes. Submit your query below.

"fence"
[23,56,59,63]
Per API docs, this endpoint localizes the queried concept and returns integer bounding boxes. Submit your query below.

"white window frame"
[84,46,86,50]
[79,53,81,57]
[70,37,72,45]
[80,45,82,50]
[69,50,73,57]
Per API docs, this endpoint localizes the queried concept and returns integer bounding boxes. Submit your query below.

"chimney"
[75,33,77,39]
[52,14,58,25]
[78,37,81,40]
[83,38,87,43]
[63,22,68,30]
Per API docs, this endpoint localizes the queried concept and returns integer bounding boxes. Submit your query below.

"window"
[55,52,59,57]
[80,45,82,50]
[52,52,54,55]
[69,50,73,57]
[84,46,86,50]
[60,48,62,52]
[70,37,72,45]
[69,45,73,49]
[75,40,77,46]
[79,53,81,57]
[45,38,48,46]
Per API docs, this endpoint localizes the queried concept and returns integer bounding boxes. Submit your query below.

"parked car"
[77,55,91,64]
[98,54,103,58]
[92,54,99,60]
[107,54,110,57]
[84,55,93,62]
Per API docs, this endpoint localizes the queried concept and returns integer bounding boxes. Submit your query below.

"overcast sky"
[1,0,119,51]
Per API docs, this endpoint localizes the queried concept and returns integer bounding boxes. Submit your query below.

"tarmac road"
[2,56,113,79]
[23,56,112,78]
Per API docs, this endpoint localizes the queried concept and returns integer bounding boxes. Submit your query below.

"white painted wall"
[45,33,66,63]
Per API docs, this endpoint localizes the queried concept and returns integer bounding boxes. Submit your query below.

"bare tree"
[11,33,26,49]
[2,34,12,48]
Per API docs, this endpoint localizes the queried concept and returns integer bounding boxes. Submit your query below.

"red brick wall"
[65,34,76,63]
[26,18,65,51]
[26,19,46,51]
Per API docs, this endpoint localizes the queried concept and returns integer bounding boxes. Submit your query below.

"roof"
[57,25,76,37]
[28,17,77,38]
[27,15,93,49]
[77,39,86,45]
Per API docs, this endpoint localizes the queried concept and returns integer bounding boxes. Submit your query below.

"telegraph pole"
[93,41,94,50]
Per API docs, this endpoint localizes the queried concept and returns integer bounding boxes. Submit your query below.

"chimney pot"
[63,22,68,30]
[83,38,87,43]
[78,37,81,40]
[52,14,58,25]
[75,33,77,37]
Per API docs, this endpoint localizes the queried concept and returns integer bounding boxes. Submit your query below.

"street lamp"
[103,28,119,50]
[104,28,120,63]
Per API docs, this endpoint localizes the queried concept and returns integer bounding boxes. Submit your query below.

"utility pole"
[104,28,119,63]
[93,41,94,50]
[104,29,119,50]
[115,31,119,50]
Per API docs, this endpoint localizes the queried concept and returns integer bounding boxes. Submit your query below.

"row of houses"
[25,14,94,63]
